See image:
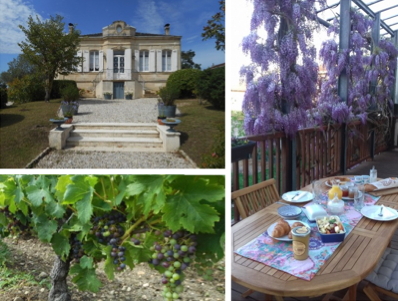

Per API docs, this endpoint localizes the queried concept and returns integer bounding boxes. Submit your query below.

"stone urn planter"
[163,105,177,118]
[50,118,67,130]
[231,140,256,162]
[104,93,112,100]
[161,118,181,132]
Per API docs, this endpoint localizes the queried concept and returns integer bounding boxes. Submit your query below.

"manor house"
[61,21,181,99]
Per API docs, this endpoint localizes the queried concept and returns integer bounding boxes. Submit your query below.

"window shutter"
[99,50,103,71]
[171,50,178,71]
[135,50,139,71]
[149,50,156,72]
[156,50,162,72]
[107,49,113,70]
[76,51,82,72]
[125,49,131,74]
[83,50,89,72]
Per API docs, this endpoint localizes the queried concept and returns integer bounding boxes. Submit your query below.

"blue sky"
[0,0,224,73]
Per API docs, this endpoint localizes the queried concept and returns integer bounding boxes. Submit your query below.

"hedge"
[166,69,202,98]
[196,66,225,110]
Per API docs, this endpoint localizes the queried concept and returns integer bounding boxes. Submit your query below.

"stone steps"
[65,123,164,152]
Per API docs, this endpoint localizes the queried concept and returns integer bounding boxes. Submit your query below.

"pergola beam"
[338,0,351,174]
[352,0,395,36]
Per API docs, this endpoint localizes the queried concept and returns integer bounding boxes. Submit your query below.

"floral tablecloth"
[235,192,380,281]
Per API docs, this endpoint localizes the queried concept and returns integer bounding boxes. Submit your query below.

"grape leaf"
[26,185,53,207]
[70,260,101,292]
[36,215,58,242]
[63,176,95,205]
[51,233,70,260]
[104,246,115,280]
[79,256,94,269]
[46,201,65,218]
[55,175,73,201]
[2,179,24,205]
[0,213,7,227]
[125,242,150,265]
[170,176,225,203]
[76,197,93,224]
[163,196,219,233]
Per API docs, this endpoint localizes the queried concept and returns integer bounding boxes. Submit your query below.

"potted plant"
[104,92,112,100]
[231,138,256,162]
[60,85,80,115]
[125,91,133,100]
[64,111,73,124]
[157,84,180,117]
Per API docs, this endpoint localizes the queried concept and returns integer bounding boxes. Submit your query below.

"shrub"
[0,87,7,108]
[51,80,77,99]
[196,66,225,110]
[157,84,180,106]
[166,69,202,98]
[61,85,79,102]
[7,74,45,104]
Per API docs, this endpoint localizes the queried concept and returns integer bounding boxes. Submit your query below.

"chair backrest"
[232,179,280,220]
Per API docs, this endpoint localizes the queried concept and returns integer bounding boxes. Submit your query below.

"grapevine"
[0,175,225,301]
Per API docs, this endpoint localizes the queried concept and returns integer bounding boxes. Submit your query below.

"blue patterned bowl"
[277,205,302,220]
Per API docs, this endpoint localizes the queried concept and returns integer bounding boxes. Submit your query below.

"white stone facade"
[60,21,181,99]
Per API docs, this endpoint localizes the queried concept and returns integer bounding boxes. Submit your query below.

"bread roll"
[272,219,291,238]
[288,222,304,239]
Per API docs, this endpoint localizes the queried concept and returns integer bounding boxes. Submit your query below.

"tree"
[18,15,81,102]
[202,0,225,51]
[0,54,37,84]
[0,175,225,301]
[181,50,201,69]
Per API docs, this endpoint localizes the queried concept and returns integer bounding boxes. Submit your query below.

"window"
[89,51,99,71]
[114,56,124,73]
[162,50,172,72]
[139,50,149,71]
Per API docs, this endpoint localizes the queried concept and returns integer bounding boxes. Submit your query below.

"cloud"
[0,0,41,54]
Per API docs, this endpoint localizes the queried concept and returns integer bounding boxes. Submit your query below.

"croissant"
[272,219,291,238]
[288,222,305,239]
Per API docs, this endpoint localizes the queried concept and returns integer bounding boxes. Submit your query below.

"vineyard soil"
[1,237,225,301]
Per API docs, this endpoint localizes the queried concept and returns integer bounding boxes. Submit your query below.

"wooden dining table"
[232,176,398,301]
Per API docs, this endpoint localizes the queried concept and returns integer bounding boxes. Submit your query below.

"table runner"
[235,193,380,281]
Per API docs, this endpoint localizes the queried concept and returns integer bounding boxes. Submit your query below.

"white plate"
[282,191,313,203]
[325,177,352,187]
[361,205,398,221]
[266,220,310,241]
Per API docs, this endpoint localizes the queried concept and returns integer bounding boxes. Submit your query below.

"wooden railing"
[231,118,395,222]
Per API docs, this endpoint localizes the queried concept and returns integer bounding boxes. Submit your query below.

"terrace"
[231,0,398,300]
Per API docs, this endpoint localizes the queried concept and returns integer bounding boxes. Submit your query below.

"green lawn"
[0,98,225,169]
[0,99,62,168]
[175,99,225,168]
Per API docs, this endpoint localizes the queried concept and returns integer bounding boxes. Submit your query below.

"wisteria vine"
[316,9,398,127]
[241,0,327,137]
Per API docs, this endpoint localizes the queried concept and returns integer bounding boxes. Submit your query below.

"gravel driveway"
[34,98,197,169]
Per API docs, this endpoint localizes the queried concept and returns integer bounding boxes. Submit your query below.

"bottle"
[370,166,377,183]
[328,181,342,200]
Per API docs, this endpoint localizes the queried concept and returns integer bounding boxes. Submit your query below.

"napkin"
[366,177,398,192]
[289,191,307,201]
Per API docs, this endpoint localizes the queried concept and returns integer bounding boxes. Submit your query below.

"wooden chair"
[232,178,280,300]
[232,178,280,220]
[363,247,398,301]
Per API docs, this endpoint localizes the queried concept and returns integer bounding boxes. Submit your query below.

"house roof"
[82,32,179,37]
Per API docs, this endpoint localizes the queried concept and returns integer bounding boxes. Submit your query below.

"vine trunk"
[48,256,71,301]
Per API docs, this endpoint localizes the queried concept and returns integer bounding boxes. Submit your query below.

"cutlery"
[378,205,384,217]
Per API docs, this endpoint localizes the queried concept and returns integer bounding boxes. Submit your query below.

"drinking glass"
[312,180,322,204]
[354,184,365,211]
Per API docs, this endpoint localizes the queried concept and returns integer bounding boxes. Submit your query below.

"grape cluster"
[70,235,85,263]
[0,207,28,236]
[150,230,197,300]
[90,211,127,271]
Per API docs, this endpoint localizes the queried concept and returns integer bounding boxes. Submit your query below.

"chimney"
[68,23,74,34]
[164,24,170,35]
